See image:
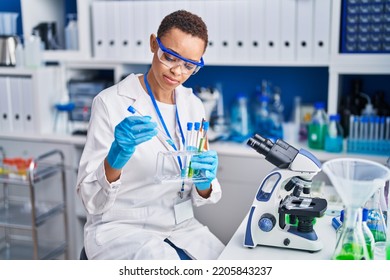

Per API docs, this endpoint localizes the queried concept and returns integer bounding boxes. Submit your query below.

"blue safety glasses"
[156,37,204,75]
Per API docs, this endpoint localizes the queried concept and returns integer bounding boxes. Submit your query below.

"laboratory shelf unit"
[0,148,68,260]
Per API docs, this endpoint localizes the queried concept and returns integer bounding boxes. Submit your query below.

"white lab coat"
[76,74,225,260]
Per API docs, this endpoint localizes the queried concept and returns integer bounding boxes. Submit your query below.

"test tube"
[185,122,193,151]
[193,122,201,150]
[198,121,209,152]
[182,122,193,178]
[379,116,385,140]
[349,115,354,139]
[353,115,359,140]
[369,116,375,140]
[127,105,174,147]
[374,116,379,141]
[362,116,369,140]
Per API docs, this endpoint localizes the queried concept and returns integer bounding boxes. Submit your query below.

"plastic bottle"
[325,114,344,153]
[269,87,284,141]
[308,102,328,150]
[253,95,272,140]
[230,93,252,142]
[65,14,79,50]
[24,31,43,68]
[15,36,25,68]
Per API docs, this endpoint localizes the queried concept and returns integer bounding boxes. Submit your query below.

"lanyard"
[143,73,185,168]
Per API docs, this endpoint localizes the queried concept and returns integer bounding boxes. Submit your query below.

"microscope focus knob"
[258,214,276,232]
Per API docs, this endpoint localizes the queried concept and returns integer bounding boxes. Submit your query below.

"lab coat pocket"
[96,207,148,245]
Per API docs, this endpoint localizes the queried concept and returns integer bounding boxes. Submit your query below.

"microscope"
[243,134,327,252]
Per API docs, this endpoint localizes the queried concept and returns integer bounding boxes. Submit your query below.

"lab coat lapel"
[117,74,175,153]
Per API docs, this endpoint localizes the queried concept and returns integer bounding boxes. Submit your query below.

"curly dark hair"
[157,10,208,52]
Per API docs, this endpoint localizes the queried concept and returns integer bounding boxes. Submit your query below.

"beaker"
[323,158,390,260]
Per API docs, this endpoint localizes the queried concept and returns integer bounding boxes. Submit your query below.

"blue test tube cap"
[194,122,201,131]
[314,101,325,110]
[127,105,136,114]
[187,122,193,130]
[329,114,340,122]
[362,208,368,222]
[203,121,209,131]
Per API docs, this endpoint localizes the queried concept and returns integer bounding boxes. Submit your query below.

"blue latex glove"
[107,116,157,169]
[190,150,218,190]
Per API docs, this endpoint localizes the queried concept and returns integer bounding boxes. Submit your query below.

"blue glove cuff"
[107,141,135,169]
[195,181,212,191]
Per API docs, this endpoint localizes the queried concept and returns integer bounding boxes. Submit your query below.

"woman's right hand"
[107,116,157,169]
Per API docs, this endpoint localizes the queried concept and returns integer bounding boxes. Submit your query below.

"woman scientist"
[76,10,225,260]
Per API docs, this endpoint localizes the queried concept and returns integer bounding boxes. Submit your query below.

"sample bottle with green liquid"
[308,102,328,150]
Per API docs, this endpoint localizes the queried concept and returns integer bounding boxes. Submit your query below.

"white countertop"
[218,213,337,260]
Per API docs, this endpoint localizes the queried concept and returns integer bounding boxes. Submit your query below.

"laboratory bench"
[0,133,388,259]
[218,214,336,260]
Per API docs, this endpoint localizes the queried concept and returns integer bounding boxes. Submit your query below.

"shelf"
[0,238,66,260]
[0,200,64,229]
[0,148,68,259]
[0,165,62,186]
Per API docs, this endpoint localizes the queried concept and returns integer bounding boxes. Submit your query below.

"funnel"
[322,158,390,209]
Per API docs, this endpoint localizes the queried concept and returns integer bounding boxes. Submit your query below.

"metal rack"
[0,148,68,259]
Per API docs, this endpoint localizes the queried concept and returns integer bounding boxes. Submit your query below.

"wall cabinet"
[14,0,390,118]
[0,0,389,258]
[0,67,60,135]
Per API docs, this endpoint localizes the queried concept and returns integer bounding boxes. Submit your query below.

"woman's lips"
[163,75,179,85]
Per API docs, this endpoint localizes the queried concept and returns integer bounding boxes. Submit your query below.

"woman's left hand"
[190,150,218,190]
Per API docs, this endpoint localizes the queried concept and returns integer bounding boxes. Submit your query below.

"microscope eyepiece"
[247,134,299,168]
[247,134,274,156]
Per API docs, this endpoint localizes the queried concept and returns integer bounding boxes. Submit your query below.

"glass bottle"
[308,102,328,150]
[325,114,344,153]
[365,188,387,242]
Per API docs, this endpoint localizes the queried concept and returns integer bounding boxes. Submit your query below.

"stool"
[80,247,88,260]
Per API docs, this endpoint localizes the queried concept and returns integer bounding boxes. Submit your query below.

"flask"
[365,188,387,242]
[333,208,369,260]
[362,208,375,260]
[308,102,328,150]
[65,14,79,50]
[325,114,344,153]
[230,93,252,142]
